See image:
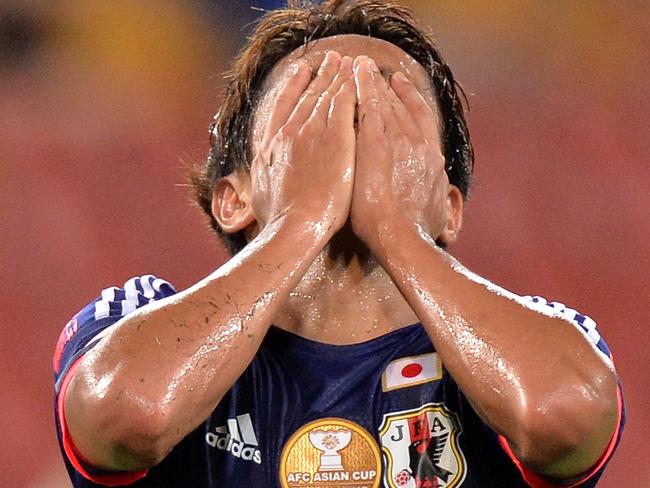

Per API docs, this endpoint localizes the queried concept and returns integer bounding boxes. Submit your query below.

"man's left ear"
[438,185,464,246]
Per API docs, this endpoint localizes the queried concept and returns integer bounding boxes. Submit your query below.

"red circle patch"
[400,363,422,378]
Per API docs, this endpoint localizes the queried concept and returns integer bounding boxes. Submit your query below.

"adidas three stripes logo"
[206,413,262,464]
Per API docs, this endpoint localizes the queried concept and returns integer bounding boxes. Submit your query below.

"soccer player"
[53,1,624,486]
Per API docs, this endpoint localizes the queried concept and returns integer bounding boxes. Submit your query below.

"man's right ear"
[211,173,257,233]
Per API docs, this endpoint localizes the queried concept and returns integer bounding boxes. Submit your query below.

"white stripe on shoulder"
[121,289,140,316]
[152,277,175,293]
[140,275,156,298]
[124,276,138,293]
[94,287,117,320]
[524,295,602,346]
[93,275,175,322]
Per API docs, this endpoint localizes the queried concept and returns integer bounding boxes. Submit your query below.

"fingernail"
[327,50,342,63]
[353,55,366,73]
[367,60,377,79]
[320,51,333,68]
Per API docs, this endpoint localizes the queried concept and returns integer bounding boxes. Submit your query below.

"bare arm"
[65,217,327,471]
[64,51,357,472]
[370,229,618,478]
[351,56,619,479]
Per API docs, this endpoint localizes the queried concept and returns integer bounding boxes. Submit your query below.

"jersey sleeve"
[498,295,625,488]
[53,274,177,487]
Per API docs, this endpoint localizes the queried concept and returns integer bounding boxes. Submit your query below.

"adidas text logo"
[206,413,262,464]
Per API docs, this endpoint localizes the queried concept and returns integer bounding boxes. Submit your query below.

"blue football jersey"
[54,275,624,487]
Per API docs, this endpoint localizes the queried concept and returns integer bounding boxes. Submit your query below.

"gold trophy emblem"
[309,429,352,471]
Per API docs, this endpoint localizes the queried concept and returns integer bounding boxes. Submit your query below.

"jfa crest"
[379,404,466,488]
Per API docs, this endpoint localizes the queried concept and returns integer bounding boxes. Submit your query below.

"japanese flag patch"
[382,353,442,392]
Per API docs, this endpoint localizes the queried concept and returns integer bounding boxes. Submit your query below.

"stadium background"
[0,0,647,486]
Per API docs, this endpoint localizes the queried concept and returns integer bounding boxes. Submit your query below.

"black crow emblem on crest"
[407,432,452,487]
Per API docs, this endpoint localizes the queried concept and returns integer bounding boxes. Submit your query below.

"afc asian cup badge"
[280,418,381,488]
[379,404,466,488]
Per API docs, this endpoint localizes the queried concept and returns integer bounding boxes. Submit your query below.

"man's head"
[192,0,473,255]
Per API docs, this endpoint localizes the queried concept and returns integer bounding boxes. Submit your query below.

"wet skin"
[64,34,619,481]
[248,35,453,344]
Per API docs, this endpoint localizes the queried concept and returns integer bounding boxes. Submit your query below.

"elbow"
[104,410,174,470]
[512,366,619,475]
[66,370,175,471]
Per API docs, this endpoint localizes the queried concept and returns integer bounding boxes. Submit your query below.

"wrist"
[364,217,438,261]
[267,209,339,249]
[356,211,414,246]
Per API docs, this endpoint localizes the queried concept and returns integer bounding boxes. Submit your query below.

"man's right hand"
[250,51,356,238]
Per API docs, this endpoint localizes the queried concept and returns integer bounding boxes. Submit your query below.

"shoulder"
[521,294,612,360]
[53,274,177,380]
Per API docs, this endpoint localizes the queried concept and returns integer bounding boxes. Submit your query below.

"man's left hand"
[350,55,448,249]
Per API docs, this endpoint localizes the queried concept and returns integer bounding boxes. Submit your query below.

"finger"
[286,51,342,127]
[327,75,356,130]
[262,60,312,143]
[367,61,404,141]
[390,71,438,138]
[354,56,383,137]
[384,74,421,139]
[308,55,354,126]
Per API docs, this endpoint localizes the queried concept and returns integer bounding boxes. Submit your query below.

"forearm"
[65,213,330,471]
[370,222,618,477]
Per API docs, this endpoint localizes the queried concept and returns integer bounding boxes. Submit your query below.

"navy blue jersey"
[54,275,624,488]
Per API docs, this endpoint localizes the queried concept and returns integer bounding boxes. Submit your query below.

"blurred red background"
[0,1,647,486]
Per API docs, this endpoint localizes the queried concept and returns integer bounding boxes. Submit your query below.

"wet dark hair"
[192,0,474,255]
